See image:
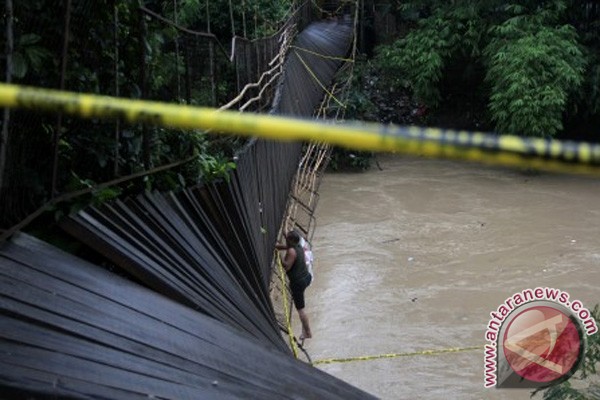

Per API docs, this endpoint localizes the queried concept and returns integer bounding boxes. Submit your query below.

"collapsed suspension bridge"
[1,2,600,399]
[0,2,373,398]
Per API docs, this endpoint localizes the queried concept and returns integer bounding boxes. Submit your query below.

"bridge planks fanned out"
[0,17,364,399]
[0,233,374,399]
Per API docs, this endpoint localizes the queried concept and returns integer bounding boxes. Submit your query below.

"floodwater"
[302,154,600,399]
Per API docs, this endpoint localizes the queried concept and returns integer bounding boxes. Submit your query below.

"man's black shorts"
[290,274,312,310]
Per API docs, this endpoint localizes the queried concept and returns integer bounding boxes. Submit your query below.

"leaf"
[19,33,41,46]
[24,46,53,71]
[92,187,121,204]
[12,52,28,78]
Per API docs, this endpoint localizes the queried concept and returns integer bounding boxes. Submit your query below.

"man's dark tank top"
[286,243,308,284]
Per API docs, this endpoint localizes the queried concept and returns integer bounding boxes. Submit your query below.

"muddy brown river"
[301,154,600,399]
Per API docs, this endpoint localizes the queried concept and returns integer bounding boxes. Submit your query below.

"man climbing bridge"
[277,230,313,343]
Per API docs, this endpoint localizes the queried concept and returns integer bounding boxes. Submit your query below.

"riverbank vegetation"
[373,0,600,139]
[0,0,291,230]
[333,0,599,171]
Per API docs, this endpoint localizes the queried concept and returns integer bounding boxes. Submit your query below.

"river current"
[302,154,600,399]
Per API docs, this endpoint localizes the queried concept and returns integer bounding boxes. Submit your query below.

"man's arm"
[281,247,296,272]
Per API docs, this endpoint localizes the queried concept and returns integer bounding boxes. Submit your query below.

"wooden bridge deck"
[0,18,370,399]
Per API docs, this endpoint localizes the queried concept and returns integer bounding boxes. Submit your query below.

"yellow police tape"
[313,345,483,365]
[1,83,600,176]
[276,252,299,358]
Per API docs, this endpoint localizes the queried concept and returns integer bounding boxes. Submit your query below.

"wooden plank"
[0,19,373,400]
[1,234,376,399]
[0,344,228,399]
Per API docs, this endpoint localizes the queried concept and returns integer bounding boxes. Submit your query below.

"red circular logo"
[502,306,583,383]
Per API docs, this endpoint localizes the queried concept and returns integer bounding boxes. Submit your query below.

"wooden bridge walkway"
[0,17,374,400]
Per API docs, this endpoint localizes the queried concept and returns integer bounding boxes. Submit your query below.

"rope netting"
[0,1,315,231]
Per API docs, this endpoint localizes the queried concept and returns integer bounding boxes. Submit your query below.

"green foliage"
[374,0,597,137]
[149,153,236,191]
[12,33,54,79]
[146,28,185,94]
[578,305,600,379]
[339,59,377,121]
[198,153,236,182]
[344,87,377,121]
[484,11,586,136]
[144,128,237,190]
[375,2,486,106]
[574,54,600,118]
[538,381,592,400]
[375,18,450,106]
[1,0,296,230]
[53,172,123,220]
[326,59,376,171]
[176,0,291,39]
[328,149,373,171]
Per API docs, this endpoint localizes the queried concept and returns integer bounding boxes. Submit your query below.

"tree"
[484,5,586,137]
[0,0,294,228]
[171,0,292,39]
[373,0,596,138]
